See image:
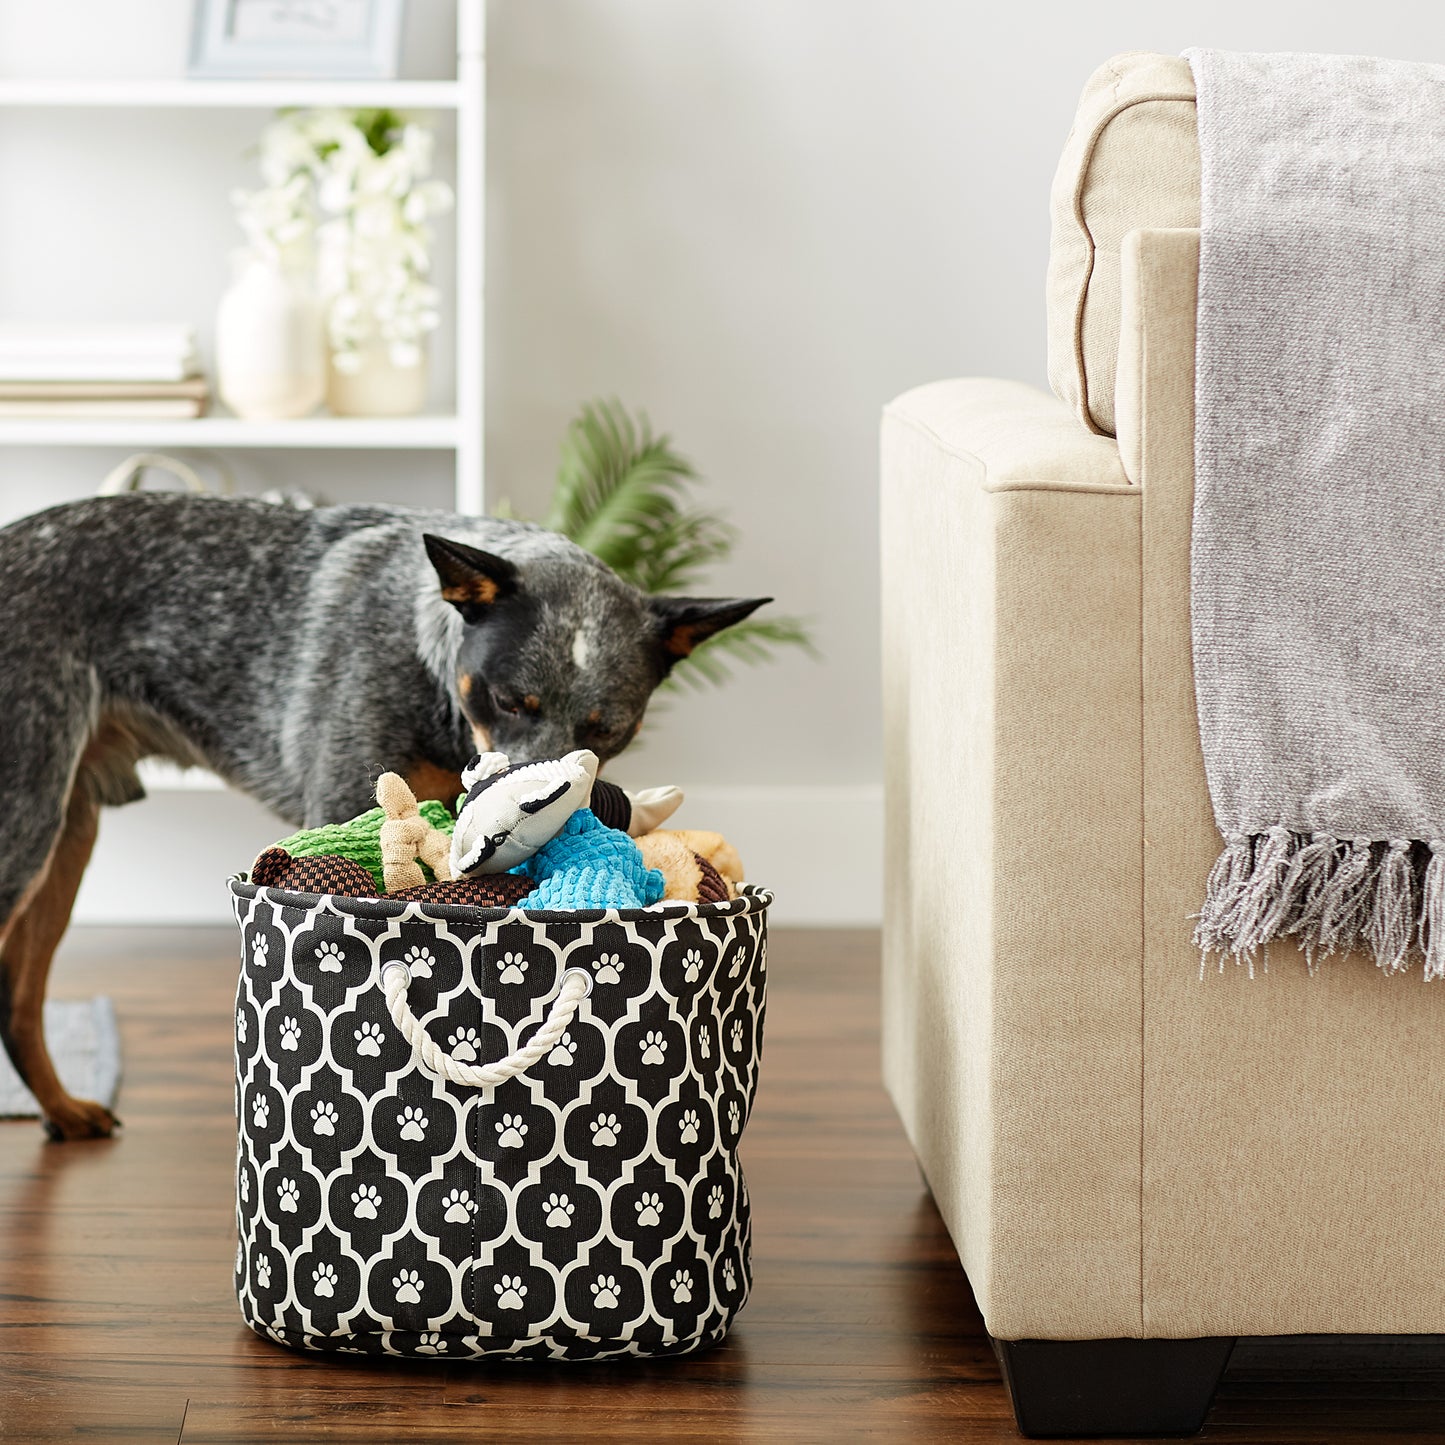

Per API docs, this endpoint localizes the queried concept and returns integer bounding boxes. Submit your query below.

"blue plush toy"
[508,808,665,911]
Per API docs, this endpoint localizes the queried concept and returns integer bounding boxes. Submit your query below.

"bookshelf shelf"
[0,79,462,109]
[0,411,460,449]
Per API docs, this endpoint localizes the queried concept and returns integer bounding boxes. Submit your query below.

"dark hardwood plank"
[0,923,1441,1442]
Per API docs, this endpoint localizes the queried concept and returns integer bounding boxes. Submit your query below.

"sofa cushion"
[1046,52,1198,437]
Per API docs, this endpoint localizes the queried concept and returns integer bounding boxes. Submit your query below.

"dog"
[0,491,767,1140]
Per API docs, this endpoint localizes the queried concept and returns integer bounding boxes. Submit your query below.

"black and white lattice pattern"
[229,881,770,1361]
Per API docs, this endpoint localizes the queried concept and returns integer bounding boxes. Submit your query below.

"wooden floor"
[3,929,1445,1443]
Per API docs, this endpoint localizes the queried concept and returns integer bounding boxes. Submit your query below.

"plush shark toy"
[449,749,683,877]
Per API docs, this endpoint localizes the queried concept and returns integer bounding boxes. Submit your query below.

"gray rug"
[0,997,120,1118]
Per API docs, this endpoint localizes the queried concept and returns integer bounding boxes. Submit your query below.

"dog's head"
[424,533,769,765]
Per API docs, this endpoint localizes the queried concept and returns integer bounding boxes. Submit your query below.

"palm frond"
[534,397,816,690]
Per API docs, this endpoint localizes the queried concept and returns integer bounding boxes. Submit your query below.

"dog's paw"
[42,1095,120,1142]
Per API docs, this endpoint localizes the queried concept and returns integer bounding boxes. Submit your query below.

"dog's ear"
[646,595,772,673]
[424,535,520,623]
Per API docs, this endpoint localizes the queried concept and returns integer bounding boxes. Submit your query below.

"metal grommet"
[563,965,594,998]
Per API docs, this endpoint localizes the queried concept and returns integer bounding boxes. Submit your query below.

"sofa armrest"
[880,379,1145,1339]
[883,377,1132,493]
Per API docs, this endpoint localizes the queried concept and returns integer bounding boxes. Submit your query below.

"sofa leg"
[992,1335,1235,1438]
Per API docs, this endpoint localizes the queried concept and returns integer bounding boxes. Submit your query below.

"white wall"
[5,1,1443,923]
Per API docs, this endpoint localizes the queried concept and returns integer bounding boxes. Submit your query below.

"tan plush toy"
[637,828,744,904]
[377,772,454,891]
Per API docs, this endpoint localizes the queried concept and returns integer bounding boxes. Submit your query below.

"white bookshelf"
[0,3,484,510]
[3,4,488,794]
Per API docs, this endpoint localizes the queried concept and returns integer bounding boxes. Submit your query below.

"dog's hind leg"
[0,661,121,1140]
[0,782,108,1139]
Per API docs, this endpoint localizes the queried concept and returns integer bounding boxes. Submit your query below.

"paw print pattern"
[546,1032,576,1067]
[255,1253,272,1289]
[697,1026,712,1061]
[592,953,623,985]
[679,1109,700,1144]
[495,1274,527,1309]
[393,1268,423,1305]
[250,935,269,969]
[447,1026,481,1062]
[402,945,434,979]
[442,1188,477,1224]
[543,1192,575,1228]
[398,1105,428,1141]
[416,1331,446,1354]
[313,1262,337,1298]
[314,940,346,974]
[727,1100,741,1135]
[240,1170,251,1203]
[707,1185,724,1220]
[729,945,747,978]
[279,1015,301,1051]
[590,1113,619,1147]
[251,1096,270,1129]
[722,1259,737,1292]
[640,1030,667,1065]
[310,1100,338,1137]
[277,1177,300,1214]
[590,1274,621,1309]
[730,1019,744,1053]
[498,951,528,985]
[354,1020,384,1057]
[670,1269,692,1304]
[635,1192,663,1227]
[236,1009,248,1044]
[681,947,703,983]
[351,1183,381,1220]
[495,1113,527,1148]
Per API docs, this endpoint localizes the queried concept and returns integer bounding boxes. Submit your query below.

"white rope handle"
[380,962,592,1089]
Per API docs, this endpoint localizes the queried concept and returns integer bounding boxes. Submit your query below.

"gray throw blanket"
[1188,48,1445,977]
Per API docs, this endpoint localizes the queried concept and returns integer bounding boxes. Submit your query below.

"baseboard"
[71,784,884,927]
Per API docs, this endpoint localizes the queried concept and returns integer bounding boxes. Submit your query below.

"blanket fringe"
[1197,830,1445,977]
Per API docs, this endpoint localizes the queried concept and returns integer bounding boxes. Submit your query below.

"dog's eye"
[492,692,542,720]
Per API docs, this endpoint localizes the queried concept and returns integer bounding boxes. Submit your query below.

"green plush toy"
[274,790,455,894]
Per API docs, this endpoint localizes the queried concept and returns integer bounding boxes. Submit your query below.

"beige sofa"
[881,52,1445,1438]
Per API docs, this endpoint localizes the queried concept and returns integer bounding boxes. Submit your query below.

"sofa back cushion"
[1047,52,1198,436]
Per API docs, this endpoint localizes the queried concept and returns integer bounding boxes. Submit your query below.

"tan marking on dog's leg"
[0,788,112,1141]
[470,723,493,752]
[404,761,465,805]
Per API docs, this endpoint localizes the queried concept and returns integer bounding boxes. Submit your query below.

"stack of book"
[0,324,208,418]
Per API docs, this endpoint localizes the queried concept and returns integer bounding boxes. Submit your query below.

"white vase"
[326,343,429,418]
[215,255,326,421]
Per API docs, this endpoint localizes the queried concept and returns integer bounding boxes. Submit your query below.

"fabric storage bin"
[227,877,770,1361]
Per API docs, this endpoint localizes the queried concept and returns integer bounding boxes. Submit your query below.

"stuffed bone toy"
[449,749,683,877]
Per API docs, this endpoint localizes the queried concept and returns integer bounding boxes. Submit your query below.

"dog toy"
[450,749,684,877]
[510,808,665,911]
[249,847,533,907]
[377,772,453,890]
[636,831,737,903]
[265,778,455,894]
[451,750,600,875]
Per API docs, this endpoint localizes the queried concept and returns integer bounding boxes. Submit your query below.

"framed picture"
[189,0,406,80]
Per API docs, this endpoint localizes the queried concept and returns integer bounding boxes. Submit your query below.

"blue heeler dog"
[0,492,767,1139]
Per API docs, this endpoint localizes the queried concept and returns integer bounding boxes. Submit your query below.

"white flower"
[232,106,453,370]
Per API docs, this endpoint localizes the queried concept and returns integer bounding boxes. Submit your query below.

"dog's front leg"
[0,789,117,1141]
